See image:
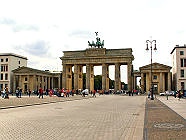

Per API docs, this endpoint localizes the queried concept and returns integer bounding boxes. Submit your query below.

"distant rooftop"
[0,53,28,60]
[170,44,186,54]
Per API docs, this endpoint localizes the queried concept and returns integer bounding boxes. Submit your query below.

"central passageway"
[0,95,146,140]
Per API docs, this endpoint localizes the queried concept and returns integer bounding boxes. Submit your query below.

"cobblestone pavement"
[0,95,145,140]
[157,96,186,119]
[0,95,90,109]
[144,96,186,140]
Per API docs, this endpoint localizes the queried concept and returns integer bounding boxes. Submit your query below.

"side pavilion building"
[133,62,172,94]
[12,67,61,93]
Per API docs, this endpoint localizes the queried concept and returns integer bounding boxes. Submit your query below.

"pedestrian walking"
[2,88,5,98]
[4,86,9,99]
[19,88,22,98]
[92,90,96,98]
[39,87,43,99]
[28,89,31,97]
[15,87,19,98]
[178,90,182,100]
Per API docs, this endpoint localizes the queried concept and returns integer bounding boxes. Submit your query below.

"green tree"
[94,75,102,90]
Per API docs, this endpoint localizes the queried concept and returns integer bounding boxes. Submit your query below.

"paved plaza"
[0,94,185,140]
[0,95,145,140]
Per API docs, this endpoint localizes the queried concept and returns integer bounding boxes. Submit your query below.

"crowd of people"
[1,87,143,99]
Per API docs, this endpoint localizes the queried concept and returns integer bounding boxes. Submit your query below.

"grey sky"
[0,0,186,82]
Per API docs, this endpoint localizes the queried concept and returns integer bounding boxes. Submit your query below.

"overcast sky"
[0,0,186,82]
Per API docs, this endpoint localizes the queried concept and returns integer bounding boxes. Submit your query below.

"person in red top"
[93,89,96,98]
[39,87,43,99]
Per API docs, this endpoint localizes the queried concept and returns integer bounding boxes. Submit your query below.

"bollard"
[166,94,168,100]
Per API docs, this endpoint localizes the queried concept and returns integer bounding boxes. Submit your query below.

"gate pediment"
[12,66,52,75]
[139,62,171,70]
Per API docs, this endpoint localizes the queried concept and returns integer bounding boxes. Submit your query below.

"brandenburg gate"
[60,33,134,92]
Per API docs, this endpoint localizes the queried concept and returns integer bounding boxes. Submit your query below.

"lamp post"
[146,39,157,100]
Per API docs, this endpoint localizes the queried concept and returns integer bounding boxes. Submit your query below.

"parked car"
[159,91,174,96]
[81,89,89,96]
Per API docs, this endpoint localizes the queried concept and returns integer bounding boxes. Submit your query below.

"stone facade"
[60,48,134,91]
[12,67,61,93]
[138,63,172,94]
[0,53,27,92]
[171,45,186,91]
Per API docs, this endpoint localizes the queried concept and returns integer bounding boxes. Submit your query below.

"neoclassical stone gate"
[60,48,134,91]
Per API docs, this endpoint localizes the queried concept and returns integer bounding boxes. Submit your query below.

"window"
[25,77,27,81]
[180,51,184,55]
[1,59,3,62]
[5,74,8,80]
[5,58,8,62]
[18,61,20,64]
[153,75,157,80]
[1,65,8,72]
[1,74,3,80]
[0,84,3,90]
[180,59,186,67]
[181,70,184,77]
[5,65,8,71]
[181,82,184,90]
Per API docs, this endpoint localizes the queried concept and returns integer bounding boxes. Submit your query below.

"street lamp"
[146,39,157,100]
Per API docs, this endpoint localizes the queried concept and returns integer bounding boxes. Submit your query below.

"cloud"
[0,17,39,32]
[0,18,16,25]
[68,30,92,38]
[13,24,39,32]
[14,40,50,57]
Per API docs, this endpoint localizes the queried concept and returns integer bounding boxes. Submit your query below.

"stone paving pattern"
[144,97,186,140]
[0,95,89,109]
[0,95,145,140]
[0,94,186,140]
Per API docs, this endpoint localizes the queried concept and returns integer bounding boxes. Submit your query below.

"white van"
[81,89,89,95]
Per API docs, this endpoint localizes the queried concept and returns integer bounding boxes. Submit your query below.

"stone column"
[102,63,107,90]
[102,64,109,91]
[74,64,78,90]
[33,75,36,90]
[115,63,121,91]
[58,76,61,89]
[86,64,90,90]
[90,65,94,91]
[168,72,171,91]
[141,73,144,93]
[66,65,72,90]
[127,63,132,91]
[159,72,163,93]
[27,75,30,90]
[13,74,16,92]
[162,73,165,91]
[106,65,109,91]
[48,77,51,89]
[51,77,54,89]
[133,75,136,90]
[19,75,22,89]
[42,76,44,89]
[78,65,83,90]
[62,64,66,89]
[45,76,48,90]
[146,73,150,92]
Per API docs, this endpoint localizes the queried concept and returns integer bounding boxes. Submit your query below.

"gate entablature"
[61,48,134,65]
